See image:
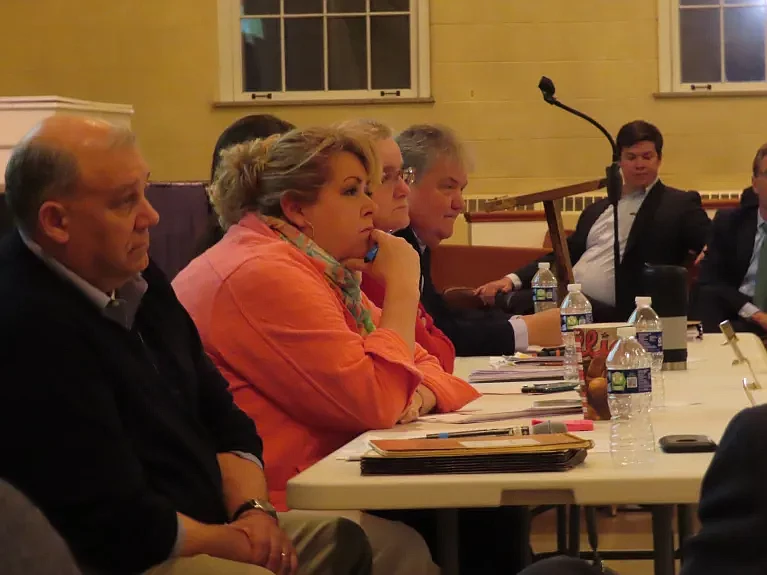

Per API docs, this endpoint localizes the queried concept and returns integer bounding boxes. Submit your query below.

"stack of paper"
[468,362,565,384]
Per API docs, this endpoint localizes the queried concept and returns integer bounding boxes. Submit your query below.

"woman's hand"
[398,385,437,424]
[344,230,421,294]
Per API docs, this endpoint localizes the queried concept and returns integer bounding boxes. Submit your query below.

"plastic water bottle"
[560,284,593,382]
[531,262,558,313]
[628,296,665,409]
[607,326,656,466]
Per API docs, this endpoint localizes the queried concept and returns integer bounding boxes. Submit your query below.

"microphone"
[538,76,557,104]
[537,76,623,308]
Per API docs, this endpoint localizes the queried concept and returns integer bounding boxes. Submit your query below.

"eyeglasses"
[382,166,416,186]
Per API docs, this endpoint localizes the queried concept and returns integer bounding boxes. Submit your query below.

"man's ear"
[279,192,308,230]
[37,201,70,245]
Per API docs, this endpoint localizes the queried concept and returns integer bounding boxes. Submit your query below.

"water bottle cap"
[538,262,550,270]
[567,283,582,293]
[617,326,636,338]
[635,296,652,306]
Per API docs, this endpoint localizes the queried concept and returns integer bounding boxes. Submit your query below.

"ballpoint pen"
[425,426,531,439]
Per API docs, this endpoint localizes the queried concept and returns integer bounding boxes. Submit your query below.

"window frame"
[216,0,431,104]
[658,0,767,94]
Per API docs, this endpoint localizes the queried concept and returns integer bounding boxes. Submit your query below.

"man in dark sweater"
[0,116,372,575]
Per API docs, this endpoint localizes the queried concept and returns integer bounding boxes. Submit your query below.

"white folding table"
[287,333,766,575]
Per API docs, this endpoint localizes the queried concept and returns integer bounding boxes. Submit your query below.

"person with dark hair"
[697,142,767,335]
[196,114,295,255]
[0,116,374,575]
[476,119,711,321]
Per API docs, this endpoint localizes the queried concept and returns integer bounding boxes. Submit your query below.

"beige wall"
[0,0,760,202]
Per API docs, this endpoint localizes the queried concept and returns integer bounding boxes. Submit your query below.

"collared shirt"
[738,211,767,319]
[20,231,148,330]
[19,232,262,555]
[412,230,529,351]
[508,178,658,307]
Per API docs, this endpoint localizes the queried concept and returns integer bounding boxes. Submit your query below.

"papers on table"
[468,357,564,384]
[418,403,582,424]
[471,380,566,395]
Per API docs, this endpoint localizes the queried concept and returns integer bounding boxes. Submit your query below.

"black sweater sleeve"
[0,325,179,575]
[196,350,264,460]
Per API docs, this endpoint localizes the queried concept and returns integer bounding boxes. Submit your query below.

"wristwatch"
[231,498,278,523]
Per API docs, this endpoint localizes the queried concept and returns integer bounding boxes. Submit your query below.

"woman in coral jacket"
[340,119,457,373]
[172,126,478,511]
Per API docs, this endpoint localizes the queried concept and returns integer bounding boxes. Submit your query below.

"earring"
[304,221,315,239]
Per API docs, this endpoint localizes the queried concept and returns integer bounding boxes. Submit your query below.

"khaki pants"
[286,510,440,575]
[145,512,372,575]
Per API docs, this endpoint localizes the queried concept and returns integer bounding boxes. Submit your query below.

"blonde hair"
[208,126,381,229]
[335,118,393,141]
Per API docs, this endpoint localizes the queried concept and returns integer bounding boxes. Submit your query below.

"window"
[217,0,431,103]
[659,0,767,93]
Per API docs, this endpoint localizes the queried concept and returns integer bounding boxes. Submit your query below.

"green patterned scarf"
[260,215,376,336]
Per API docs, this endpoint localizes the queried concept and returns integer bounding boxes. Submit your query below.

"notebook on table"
[360,433,593,476]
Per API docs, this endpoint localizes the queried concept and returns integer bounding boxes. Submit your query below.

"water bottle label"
[560,312,593,333]
[533,287,558,304]
[608,368,652,394]
[637,331,663,353]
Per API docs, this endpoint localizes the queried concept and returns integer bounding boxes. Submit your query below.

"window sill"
[212,96,435,108]
[654,90,767,99]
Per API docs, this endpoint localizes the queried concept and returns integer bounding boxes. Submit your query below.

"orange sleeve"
[413,344,480,413]
[215,257,421,435]
[363,293,478,414]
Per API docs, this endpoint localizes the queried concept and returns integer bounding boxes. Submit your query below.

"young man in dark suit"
[394,124,562,357]
[0,116,373,575]
[476,121,711,322]
[697,143,767,335]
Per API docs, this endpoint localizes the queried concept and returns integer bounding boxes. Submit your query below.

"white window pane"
[285,0,322,14]
[371,0,410,10]
[725,0,765,4]
[242,0,279,15]
[285,18,324,90]
[328,17,367,90]
[724,6,766,81]
[242,18,282,91]
[371,15,410,89]
[680,0,718,5]
[327,0,366,13]
[680,8,722,83]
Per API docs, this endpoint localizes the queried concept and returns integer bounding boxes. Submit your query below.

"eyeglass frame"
[381,166,416,186]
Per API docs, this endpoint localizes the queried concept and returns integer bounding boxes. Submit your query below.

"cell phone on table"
[659,435,717,453]
[521,382,578,394]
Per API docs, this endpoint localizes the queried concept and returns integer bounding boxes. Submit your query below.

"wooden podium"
[483,178,607,300]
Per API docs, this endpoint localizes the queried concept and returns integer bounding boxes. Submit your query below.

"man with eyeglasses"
[698,142,767,335]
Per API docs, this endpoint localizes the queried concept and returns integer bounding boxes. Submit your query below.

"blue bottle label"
[533,287,558,303]
[637,331,663,353]
[608,368,652,394]
[560,312,593,333]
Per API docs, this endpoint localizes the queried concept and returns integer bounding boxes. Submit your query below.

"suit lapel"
[394,227,428,293]
[624,181,665,259]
